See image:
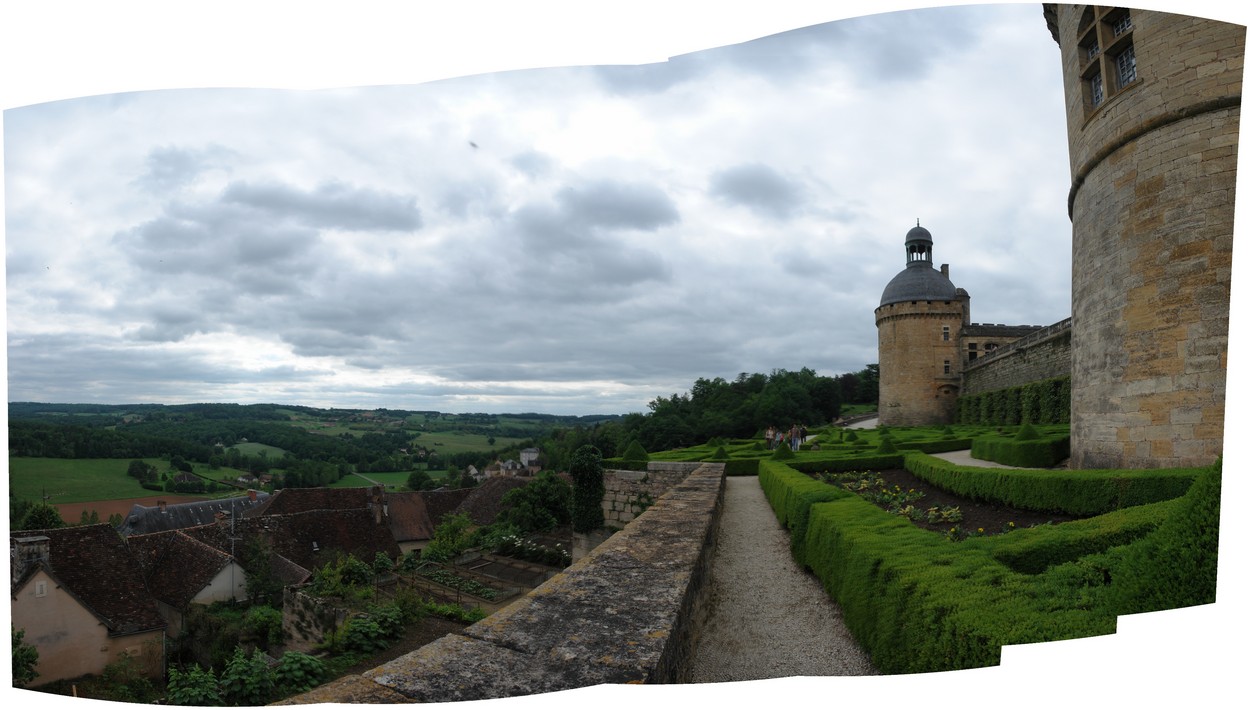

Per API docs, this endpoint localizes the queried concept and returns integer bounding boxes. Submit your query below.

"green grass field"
[9,457,261,504]
[9,457,169,503]
[232,442,288,458]
[418,431,526,455]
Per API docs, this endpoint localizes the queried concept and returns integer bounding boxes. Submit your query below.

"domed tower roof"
[879,222,958,307]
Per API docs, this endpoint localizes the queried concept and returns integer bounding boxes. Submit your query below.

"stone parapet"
[278,462,726,704]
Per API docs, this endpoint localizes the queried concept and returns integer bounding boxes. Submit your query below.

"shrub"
[166,664,222,706]
[770,443,796,460]
[274,652,325,696]
[12,626,39,688]
[219,646,276,706]
[1104,461,1221,614]
[621,440,650,463]
[243,605,284,649]
[711,445,729,459]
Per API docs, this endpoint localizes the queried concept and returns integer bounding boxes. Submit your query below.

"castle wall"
[875,299,964,425]
[962,319,1072,396]
[1053,7,1241,468]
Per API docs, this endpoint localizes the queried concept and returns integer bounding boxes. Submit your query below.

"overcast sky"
[2,2,1244,419]
[1,1,1245,704]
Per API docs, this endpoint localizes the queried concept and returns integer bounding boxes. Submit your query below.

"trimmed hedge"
[903,453,1199,515]
[801,494,1118,672]
[958,376,1070,426]
[1103,461,1221,614]
[970,434,1070,468]
[980,497,1182,574]
[764,459,1217,673]
[758,461,854,562]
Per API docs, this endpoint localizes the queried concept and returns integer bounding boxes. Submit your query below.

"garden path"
[688,475,877,681]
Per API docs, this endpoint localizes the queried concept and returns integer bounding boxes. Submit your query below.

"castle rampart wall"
[962,319,1072,396]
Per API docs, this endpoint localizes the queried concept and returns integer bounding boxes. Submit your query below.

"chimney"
[12,535,50,582]
[248,489,258,502]
[371,485,385,525]
[158,500,167,513]
[940,263,950,278]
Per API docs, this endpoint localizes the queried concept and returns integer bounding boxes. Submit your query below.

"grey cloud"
[133,144,235,192]
[555,181,679,232]
[709,163,805,218]
[222,180,422,231]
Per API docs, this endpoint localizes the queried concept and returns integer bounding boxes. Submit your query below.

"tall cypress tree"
[570,445,604,533]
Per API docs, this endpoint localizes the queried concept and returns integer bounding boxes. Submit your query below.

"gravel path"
[689,476,877,681]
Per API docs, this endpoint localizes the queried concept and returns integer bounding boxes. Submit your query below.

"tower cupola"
[879,222,958,307]
[905,221,933,265]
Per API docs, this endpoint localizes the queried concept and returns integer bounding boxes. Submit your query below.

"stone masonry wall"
[1052,7,1241,469]
[961,319,1072,396]
[279,462,726,703]
[601,463,693,527]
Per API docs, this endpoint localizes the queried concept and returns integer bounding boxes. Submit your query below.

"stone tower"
[1044,6,1243,468]
[875,224,969,425]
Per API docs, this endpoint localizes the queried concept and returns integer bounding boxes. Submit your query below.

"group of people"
[764,423,807,451]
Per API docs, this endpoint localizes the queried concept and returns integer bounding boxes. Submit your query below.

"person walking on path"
[689,476,877,681]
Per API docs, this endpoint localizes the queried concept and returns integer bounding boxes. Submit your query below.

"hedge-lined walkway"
[689,476,877,681]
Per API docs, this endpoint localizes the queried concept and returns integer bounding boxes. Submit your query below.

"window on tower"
[1077,7,1138,116]
[942,326,951,341]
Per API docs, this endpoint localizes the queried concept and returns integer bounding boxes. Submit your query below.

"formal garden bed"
[818,467,1078,540]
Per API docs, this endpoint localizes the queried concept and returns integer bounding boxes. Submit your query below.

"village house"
[127,527,252,637]
[10,525,167,684]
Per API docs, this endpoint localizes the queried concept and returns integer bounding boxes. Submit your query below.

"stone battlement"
[278,462,726,703]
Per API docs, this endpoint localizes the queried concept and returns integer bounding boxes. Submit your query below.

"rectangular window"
[1112,13,1133,37]
[1086,42,1100,61]
[942,326,950,341]
[1116,45,1137,87]
[943,360,952,374]
[968,352,978,362]
[1090,72,1104,106]
[35,581,47,598]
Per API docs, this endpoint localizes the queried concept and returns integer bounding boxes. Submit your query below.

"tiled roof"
[452,476,529,526]
[10,524,166,636]
[185,508,399,572]
[127,529,234,608]
[419,487,474,526]
[385,491,436,543]
[117,493,270,537]
[244,487,374,518]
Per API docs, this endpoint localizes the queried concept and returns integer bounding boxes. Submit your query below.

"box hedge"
[902,453,1199,515]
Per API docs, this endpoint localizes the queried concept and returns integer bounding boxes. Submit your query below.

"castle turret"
[875,223,968,425]
[1045,5,1241,468]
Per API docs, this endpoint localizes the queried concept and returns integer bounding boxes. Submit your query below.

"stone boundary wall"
[961,318,1072,396]
[279,462,726,703]
[601,462,698,526]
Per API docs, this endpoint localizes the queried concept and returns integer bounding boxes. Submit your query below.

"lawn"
[231,442,288,458]
[330,470,455,491]
[418,431,526,455]
[9,457,168,504]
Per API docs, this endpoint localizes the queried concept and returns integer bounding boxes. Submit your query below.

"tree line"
[529,364,879,467]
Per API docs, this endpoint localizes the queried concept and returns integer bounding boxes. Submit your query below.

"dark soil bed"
[332,615,468,679]
[866,468,1079,536]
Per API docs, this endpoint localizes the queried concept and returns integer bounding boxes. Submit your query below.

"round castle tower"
[1045,6,1242,468]
[875,224,970,426]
